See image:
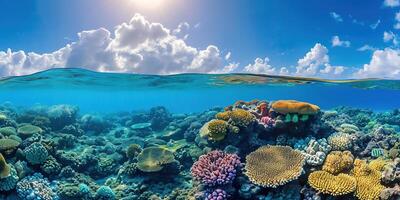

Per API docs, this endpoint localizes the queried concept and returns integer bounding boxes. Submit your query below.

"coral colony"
[0,100,399,199]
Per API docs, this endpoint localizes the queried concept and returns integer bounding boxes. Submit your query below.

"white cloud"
[394,12,400,29]
[225,52,231,60]
[370,20,381,29]
[384,0,400,7]
[356,48,400,78]
[295,43,345,77]
[330,12,343,22]
[243,57,276,74]
[357,45,377,52]
[383,31,399,45]
[331,35,351,47]
[0,14,233,76]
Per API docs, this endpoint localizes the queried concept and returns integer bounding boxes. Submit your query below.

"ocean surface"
[1,68,399,113]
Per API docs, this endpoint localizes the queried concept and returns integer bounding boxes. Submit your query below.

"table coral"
[191,150,241,187]
[17,124,43,138]
[308,171,356,196]
[244,145,305,188]
[271,100,320,115]
[0,138,20,155]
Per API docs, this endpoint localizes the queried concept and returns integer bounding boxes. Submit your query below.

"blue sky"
[0,0,400,79]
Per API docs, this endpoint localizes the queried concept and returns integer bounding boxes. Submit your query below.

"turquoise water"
[1,68,399,113]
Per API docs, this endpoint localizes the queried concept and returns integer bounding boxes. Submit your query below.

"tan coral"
[244,145,305,188]
[0,153,10,178]
[271,100,320,115]
[308,171,356,196]
[228,109,255,127]
[0,138,20,155]
[136,147,175,172]
[199,120,229,141]
[322,151,354,174]
[327,132,353,151]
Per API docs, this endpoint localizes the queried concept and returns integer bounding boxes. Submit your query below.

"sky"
[0,0,400,79]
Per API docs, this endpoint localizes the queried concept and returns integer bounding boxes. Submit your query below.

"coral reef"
[136,147,176,172]
[308,171,356,196]
[244,145,304,188]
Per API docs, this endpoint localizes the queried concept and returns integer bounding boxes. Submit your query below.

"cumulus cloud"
[243,57,276,74]
[0,14,233,76]
[331,36,351,47]
[330,12,343,22]
[384,0,400,7]
[394,12,400,29]
[295,43,345,77]
[356,48,400,78]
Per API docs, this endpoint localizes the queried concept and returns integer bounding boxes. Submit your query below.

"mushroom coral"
[308,171,356,196]
[136,147,175,172]
[271,100,320,115]
[244,145,305,188]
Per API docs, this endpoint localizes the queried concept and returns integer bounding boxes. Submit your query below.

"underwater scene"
[0,68,399,200]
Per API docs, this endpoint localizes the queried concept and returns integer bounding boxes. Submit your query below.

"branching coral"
[16,173,58,200]
[244,145,305,188]
[308,171,356,196]
[302,138,331,166]
[322,151,354,174]
[352,159,385,200]
[136,147,176,172]
[191,150,241,186]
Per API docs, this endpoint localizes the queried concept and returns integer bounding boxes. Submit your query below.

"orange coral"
[271,100,320,115]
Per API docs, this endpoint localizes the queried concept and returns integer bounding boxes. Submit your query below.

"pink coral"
[259,116,275,128]
[191,150,241,186]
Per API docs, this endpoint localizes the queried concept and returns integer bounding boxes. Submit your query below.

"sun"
[130,0,165,10]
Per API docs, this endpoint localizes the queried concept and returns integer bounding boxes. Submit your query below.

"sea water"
[0,68,399,200]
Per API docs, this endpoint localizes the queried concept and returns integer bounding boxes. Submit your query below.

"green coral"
[17,124,43,138]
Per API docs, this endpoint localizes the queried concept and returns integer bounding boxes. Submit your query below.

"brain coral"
[17,124,43,138]
[353,159,385,200]
[0,153,10,178]
[191,150,241,186]
[0,138,20,155]
[200,120,229,141]
[229,109,255,127]
[245,145,305,188]
[137,147,175,172]
[271,100,320,115]
[322,151,354,175]
[24,142,49,165]
[327,132,353,151]
[0,165,18,191]
[308,171,356,196]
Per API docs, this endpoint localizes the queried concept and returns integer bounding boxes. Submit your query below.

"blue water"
[1,68,399,113]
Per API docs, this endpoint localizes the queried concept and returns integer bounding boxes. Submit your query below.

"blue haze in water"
[0,68,399,113]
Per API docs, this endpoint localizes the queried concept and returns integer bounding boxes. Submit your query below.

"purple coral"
[191,150,241,187]
[259,116,275,128]
[205,188,228,200]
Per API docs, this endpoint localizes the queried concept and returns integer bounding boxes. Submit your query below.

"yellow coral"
[0,153,10,178]
[229,109,255,127]
[244,145,305,188]
[322,151,354,174]
[199,120,228,141]
[368,158,388,172]
[352,159,385,200]
[271,100,320,115]
[136,147,175,172]
[328,132,352,151]
[215,111,231,121]
[308,171,356,196]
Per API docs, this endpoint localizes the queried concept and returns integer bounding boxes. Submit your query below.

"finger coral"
[200,120,229,141]
[191,150,241,187]
[308,171,356,196]
[244,145,305,188]
[271,100,320,115]
[137,147,176,172]
[322,151,354,174]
